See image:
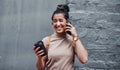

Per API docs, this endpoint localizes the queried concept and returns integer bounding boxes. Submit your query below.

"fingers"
[37,50,44,57]
[66,28,71,32]
[66,24,75,31]
[66,23,75,29]
[66,23,77,36]
[33,46,37,50]
[66,23,72,30]
[33,46,44,57]
[66,23,73,27]
[66,25,72,32]
[34,46,40,53]
[66,26,71,29]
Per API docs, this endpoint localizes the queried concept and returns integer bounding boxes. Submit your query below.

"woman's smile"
[56,26,64,33]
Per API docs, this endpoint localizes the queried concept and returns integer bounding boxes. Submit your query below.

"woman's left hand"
[65,23,78,37]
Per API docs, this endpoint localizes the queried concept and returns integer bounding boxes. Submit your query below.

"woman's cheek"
[52,23,57,29]
[63,23,67,29]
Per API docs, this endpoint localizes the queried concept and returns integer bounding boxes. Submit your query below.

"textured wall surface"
[0,0,66,70]
[0,0,120,70]
[67,0,120,70]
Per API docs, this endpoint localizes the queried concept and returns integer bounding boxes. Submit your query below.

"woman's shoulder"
[42,35,51,46]
[42,36,49,42]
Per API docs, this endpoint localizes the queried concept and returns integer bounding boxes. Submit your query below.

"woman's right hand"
[33,46,47,70]
[33,46,44,58]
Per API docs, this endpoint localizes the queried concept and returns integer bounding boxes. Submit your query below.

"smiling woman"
[33,4,88,70]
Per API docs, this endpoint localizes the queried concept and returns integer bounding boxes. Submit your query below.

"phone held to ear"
[66,20,72,35]
[34,40,47,57]
[66,30,72,35]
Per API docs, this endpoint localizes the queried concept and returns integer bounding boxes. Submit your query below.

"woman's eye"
[59,19,63,22]
[53,19,57,23]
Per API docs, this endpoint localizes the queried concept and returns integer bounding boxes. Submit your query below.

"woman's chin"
[56,30,65,34]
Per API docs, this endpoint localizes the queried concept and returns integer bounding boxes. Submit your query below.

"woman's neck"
[55,32,66,38]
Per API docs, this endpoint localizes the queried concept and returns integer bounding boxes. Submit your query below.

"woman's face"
[52,13,67,34]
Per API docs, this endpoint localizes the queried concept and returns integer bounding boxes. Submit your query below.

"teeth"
[57,27,62,28]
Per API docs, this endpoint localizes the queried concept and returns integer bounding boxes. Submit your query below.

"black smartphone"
[66,30,71,35]
[34,40,47,56]
[66,20,72,35]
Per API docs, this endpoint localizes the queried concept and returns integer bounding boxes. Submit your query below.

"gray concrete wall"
[0,0,120,70]
[67,0,120,70]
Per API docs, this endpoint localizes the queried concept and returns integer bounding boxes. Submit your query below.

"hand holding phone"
[66,22,72,35]
[66,22,78,37]
[34,41,47,57]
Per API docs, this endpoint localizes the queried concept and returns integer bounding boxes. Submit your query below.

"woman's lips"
[57,27,62,31]
[55,25,65,32]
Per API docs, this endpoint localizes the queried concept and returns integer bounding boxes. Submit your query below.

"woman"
[33,4,88,70]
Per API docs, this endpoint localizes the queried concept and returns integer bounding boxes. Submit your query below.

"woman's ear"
[66,19,69,23]
[66,19,71,24]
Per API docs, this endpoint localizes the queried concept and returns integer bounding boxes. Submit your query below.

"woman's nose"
[56,21,60,26]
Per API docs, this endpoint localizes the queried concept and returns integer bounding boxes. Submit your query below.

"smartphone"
[34,40,47,56]
[66,30,71,35]
[66,20,72,35]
